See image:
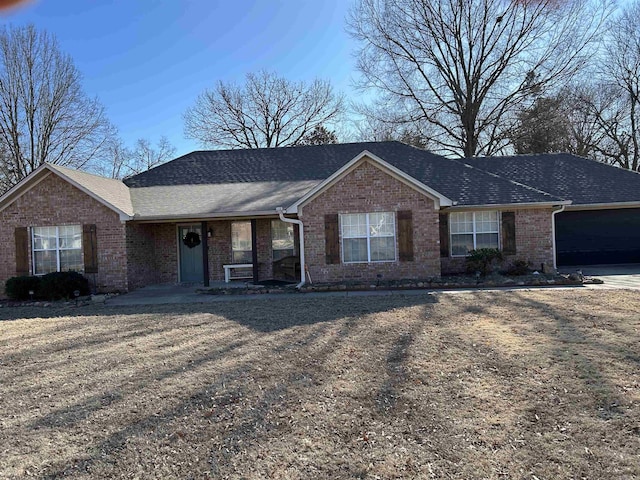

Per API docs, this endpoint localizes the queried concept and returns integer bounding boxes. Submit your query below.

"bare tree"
[0,24,113,191]
[184,70,344,149]
[584,1,640,171]
[348,0,611,157]
[95,135,176,179]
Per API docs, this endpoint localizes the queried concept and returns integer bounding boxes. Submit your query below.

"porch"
[125,217,301,290]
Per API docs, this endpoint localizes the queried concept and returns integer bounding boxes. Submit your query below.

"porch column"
[251,219,258,283]
[201,221,210,287]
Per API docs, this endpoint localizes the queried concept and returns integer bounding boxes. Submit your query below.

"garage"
[556,208,640,265]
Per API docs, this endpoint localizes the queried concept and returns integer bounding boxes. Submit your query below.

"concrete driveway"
[561,263,640,290]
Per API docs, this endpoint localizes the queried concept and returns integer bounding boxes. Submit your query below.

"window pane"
[232,250,252,263]
[370,236,395,261]
[341,213,367,237]
[476,233,499,249]
[476,211,499,233]
[369,212,394,236]
[59,225,82,249]
[450,213,473,234]
[343,238,368,262]
[34,250,57,275]
[232,222,252,259]
[451,234,474,256]
[271,220,294,252]
[60,225,81,248]
[33,226,57,250]
[60,249,83,272]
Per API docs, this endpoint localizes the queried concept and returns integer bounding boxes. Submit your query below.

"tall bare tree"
[95,135,176,179]
[348,0,611,157]
[586,1,640,171]
[0,25,113,191]
[183,70,344,149]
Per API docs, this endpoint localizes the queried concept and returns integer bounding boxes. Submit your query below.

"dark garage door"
[556,208,640,265]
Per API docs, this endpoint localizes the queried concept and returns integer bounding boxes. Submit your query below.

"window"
[231,221,252,263]
[32,225,83,275]
[340,212,396,263]
[271,220,295,261]
[450,211,499,256]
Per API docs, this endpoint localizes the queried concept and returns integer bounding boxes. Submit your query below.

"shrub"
[38,271,90,300]
[504,259,532,276]
[5,276,42,300]
[465,248,503,276]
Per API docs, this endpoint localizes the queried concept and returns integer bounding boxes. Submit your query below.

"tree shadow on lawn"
[0,293,438,329]
[501,291,635,411]
[25,297,430,478]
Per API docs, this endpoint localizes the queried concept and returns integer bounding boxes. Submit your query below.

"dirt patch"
[0,289,638,479]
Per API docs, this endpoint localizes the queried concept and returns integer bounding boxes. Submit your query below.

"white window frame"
[231,221,252,264]
[31,225,83,275]
[449,211,500,257]
[340,212,396,264]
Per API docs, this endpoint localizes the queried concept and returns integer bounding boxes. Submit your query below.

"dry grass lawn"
[0,289,639,479]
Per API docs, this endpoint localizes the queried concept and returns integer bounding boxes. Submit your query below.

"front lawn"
[0,290,638,479]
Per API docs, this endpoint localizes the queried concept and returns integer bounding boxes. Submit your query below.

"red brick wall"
[0,173,128,293]
[126,223,181,287]
[440,208,555,274]
[300,159,441,283]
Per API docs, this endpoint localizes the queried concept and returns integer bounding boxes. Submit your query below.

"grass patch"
[0,290,638,478]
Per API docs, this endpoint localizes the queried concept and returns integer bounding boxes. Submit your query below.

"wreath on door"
[183,231,201,249]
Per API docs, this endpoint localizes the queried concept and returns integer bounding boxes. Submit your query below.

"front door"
[178,225,204,283]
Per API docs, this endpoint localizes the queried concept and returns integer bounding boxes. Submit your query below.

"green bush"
[38,271,90,300]
[504,259,532,276]
[465,248,503,276]
[5,276,42,300]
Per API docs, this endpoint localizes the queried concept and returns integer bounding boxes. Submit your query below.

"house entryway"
[178,225,204,283]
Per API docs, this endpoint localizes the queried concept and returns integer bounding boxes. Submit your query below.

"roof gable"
[287,150,453,212]
[0,163,133,219]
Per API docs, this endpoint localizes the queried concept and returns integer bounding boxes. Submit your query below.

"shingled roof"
[466,153,640,206]
[124,142,564,219]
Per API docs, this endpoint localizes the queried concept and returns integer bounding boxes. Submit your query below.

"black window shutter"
[324,214,340,264]
[15,227,29,276]
[439,213,449,258]
[397,210,414,262]
[83,224,99,273]
[501,212,516,255]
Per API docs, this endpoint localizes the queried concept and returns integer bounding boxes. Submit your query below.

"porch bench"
[223,263,253,283]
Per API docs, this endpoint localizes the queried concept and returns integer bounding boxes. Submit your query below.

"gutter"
[551,204,566,271]
[276,207,306,289]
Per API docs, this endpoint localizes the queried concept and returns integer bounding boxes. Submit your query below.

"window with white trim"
[32,225,83,275]
[271,220,295,261]
[450,211,499,256]
[340,212,396,263]
[231,221,252,263]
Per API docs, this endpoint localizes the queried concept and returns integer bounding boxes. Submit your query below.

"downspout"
[276,207,306,288]
[551,205,566,271]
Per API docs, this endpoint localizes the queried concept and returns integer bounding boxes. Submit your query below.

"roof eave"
[131,210,284,223]
[564,201,640,210]
[444,200,572,210]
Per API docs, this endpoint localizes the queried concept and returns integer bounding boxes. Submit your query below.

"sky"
[0,0,357,156]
